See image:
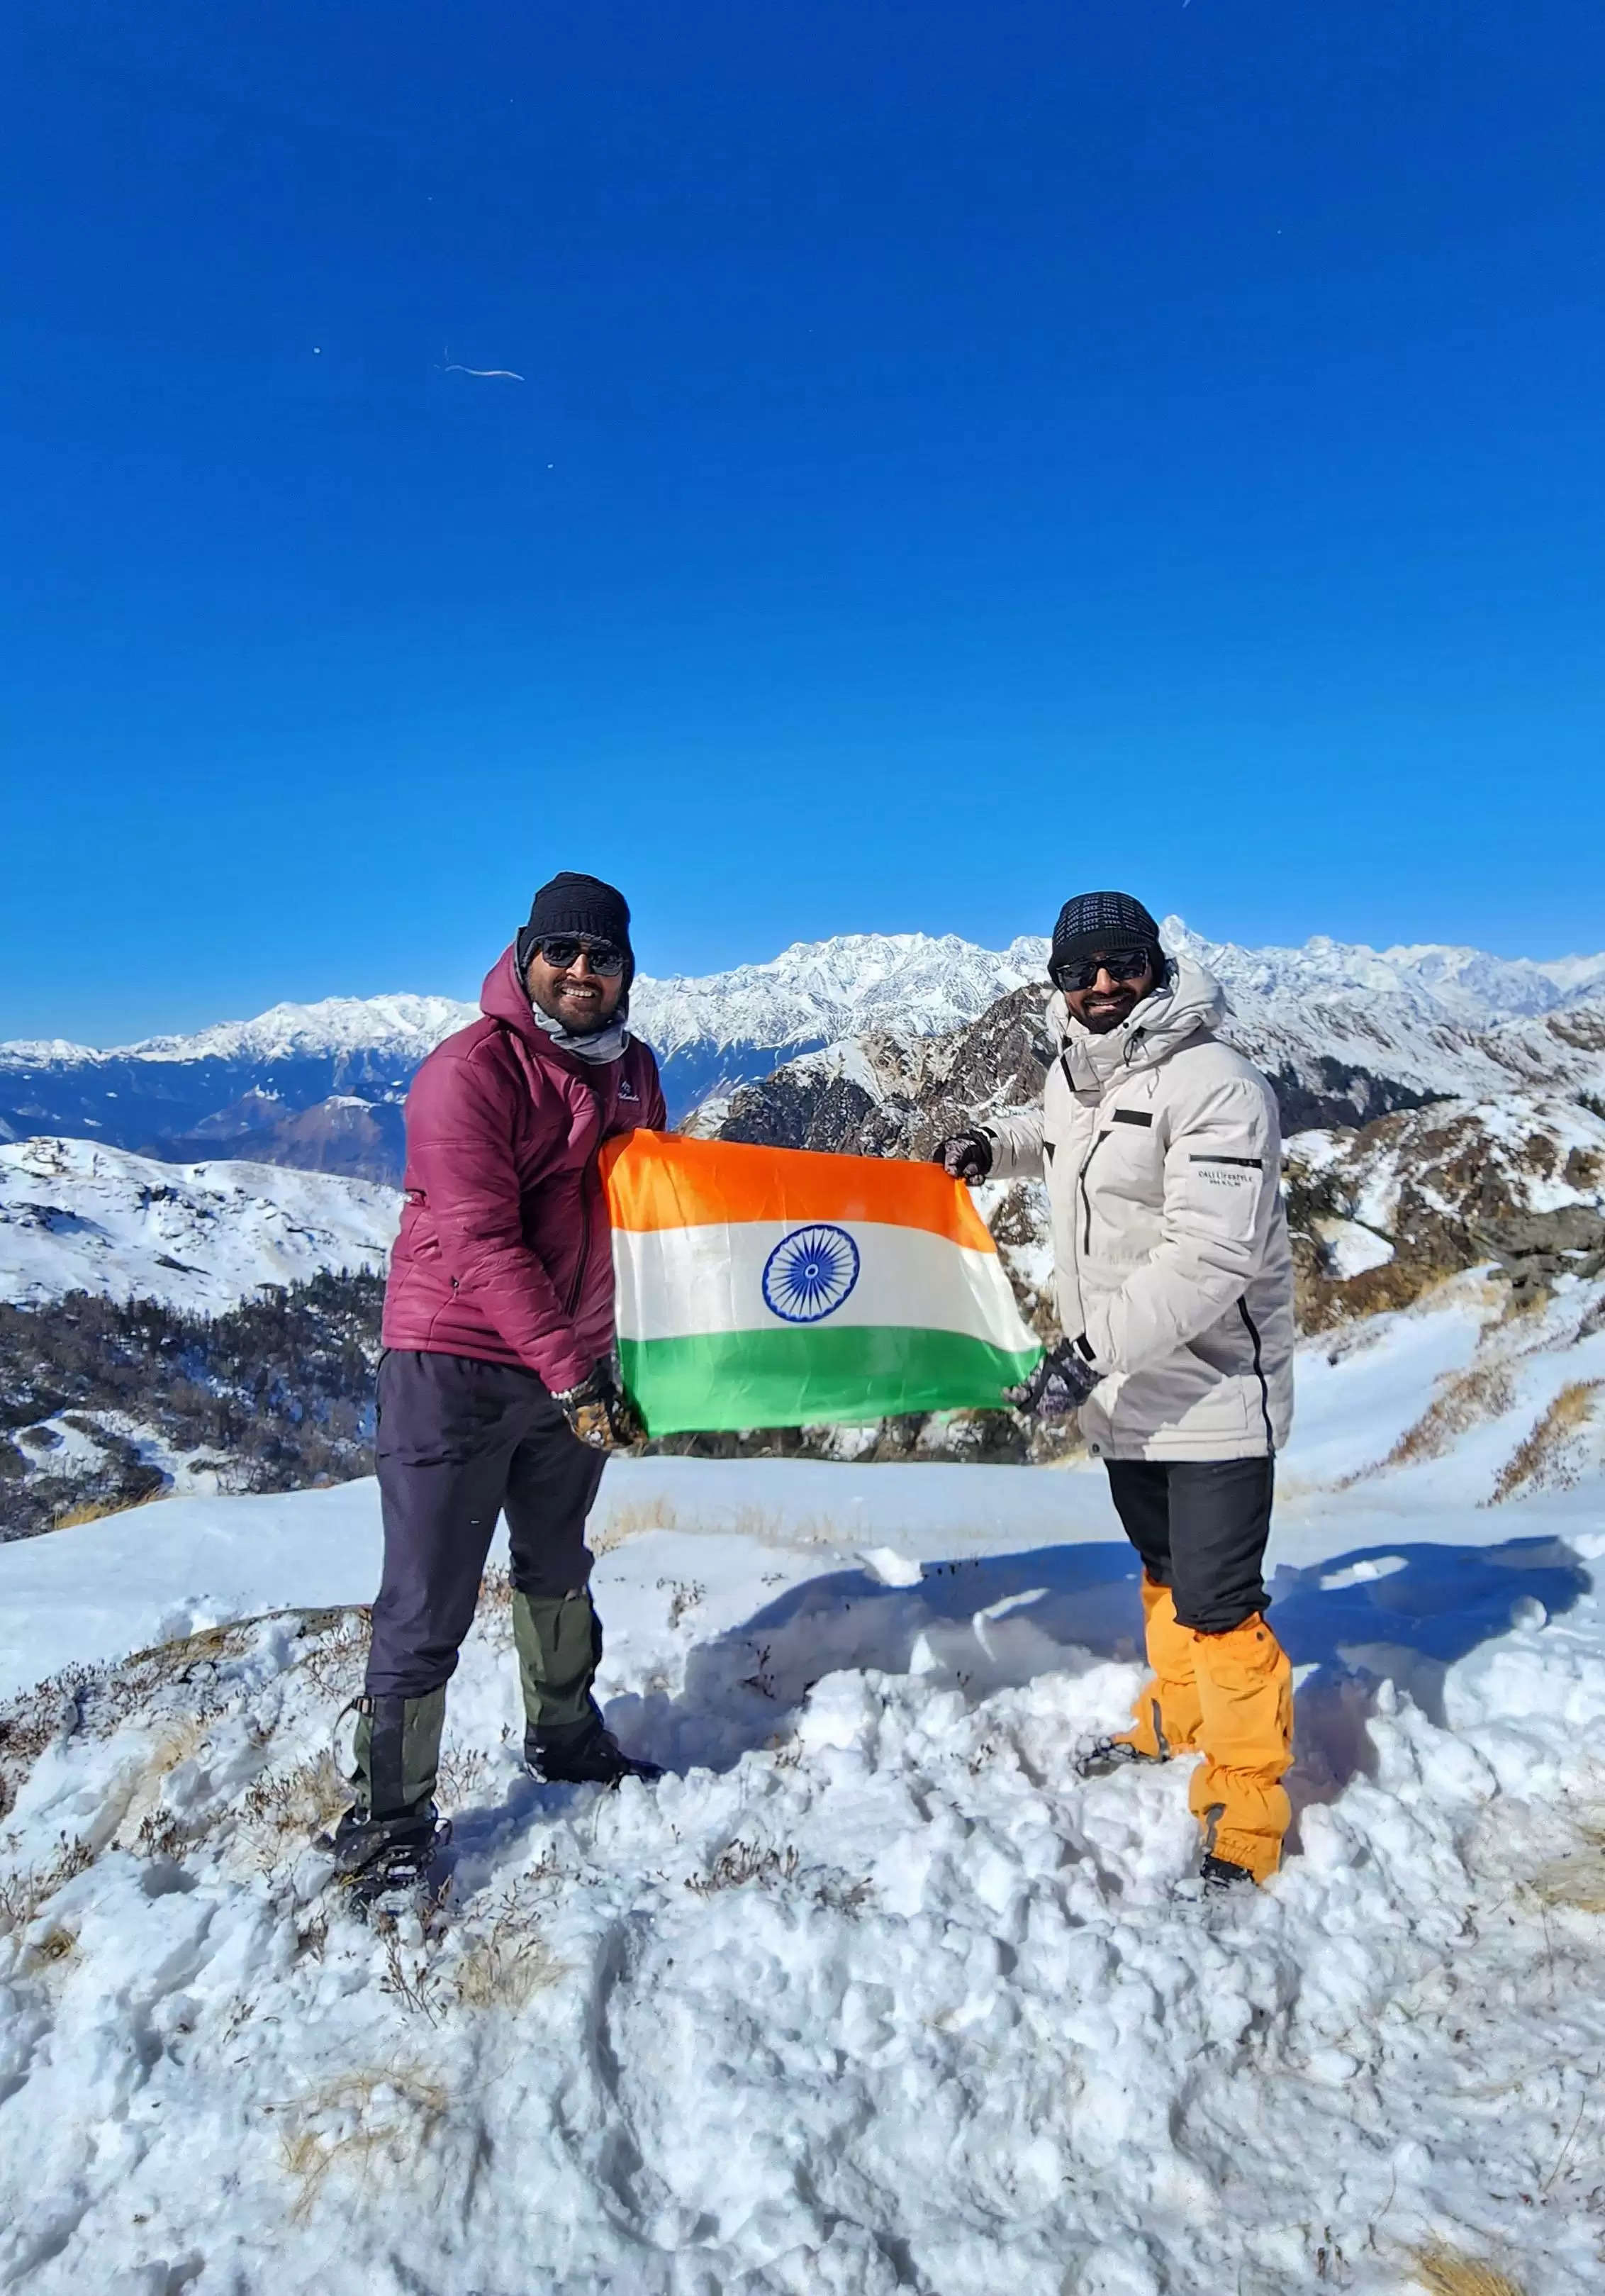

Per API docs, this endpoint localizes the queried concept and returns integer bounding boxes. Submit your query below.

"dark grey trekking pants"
[1105,1456,1275,1634]
[367,1349,606,1700]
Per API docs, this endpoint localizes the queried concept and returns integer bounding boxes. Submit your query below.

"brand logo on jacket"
[617,1079,639,1103]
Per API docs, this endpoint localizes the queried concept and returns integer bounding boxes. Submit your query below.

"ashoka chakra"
[761,1224,861,1324]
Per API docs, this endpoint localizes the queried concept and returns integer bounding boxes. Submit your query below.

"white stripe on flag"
[612,1217,1036,1354]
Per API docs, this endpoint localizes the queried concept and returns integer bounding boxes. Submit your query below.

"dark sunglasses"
[1050,947,1153,993]
[532,935,627,977]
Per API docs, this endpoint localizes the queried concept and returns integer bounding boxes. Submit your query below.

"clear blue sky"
[4,0,1603,1041]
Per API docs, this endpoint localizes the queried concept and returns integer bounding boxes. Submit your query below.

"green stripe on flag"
[619,1326,1043,1435]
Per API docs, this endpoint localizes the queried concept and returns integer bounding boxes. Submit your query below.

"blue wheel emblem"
[761,1224,861,1323]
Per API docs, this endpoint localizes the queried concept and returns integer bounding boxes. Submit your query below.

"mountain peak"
[3,924,1603,1181]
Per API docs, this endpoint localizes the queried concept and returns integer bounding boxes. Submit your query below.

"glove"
[934,1130,993,1184]
[554,1361,647,1452]
[1004,1337,1100,1418]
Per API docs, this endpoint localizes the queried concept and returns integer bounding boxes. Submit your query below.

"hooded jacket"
[381,945,666,1392]
[982,958,1294,1461]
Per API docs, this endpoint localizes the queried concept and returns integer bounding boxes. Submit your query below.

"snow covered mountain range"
[1,922,1601,1180]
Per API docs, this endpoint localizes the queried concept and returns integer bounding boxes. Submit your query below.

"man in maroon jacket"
[332,872,668,1894]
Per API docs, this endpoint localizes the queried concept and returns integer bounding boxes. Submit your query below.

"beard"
[529,976,622,1036]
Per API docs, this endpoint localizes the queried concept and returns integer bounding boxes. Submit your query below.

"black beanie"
[1050,890,1163,974]
[516,872,635,988]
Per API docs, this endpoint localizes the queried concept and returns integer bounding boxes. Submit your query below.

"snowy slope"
[0,1137,400,1311]
[3,1410,1605,2292]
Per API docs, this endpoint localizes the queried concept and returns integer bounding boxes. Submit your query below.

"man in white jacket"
[936,891,1297,1888]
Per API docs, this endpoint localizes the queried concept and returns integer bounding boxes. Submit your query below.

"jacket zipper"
[566,1147,600,1316]
[1078,1130,1110,1256]
[1238,1297,1275,1454]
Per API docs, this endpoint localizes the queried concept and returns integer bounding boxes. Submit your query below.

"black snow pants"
[1105,1456,1275,1634]
[366,1349,606,1700]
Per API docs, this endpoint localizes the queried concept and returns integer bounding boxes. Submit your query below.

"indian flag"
[601,1130,1043,1434]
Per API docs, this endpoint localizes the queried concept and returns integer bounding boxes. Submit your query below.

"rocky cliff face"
[711,977,1605,1160]
[1285,1092,1605,1328]
[716,986,1058,1157]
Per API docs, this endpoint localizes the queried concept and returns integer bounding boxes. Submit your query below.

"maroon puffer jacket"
[381,944,666,1392]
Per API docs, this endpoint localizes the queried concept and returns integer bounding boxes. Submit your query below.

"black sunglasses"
[1051,947,1153,993]
[532,935,627,977]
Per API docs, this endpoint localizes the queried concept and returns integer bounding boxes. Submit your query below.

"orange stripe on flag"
[600,1130,997,1252]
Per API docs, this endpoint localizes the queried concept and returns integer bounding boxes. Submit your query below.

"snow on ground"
[1,1278,1604,2290]
[1287,1270,1605,1511]
[0,1137,401,1310]
[4,1370,1605,2289]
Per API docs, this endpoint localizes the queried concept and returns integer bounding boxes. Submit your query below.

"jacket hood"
[1048,956,1227,1095]
[481,944,547,1044]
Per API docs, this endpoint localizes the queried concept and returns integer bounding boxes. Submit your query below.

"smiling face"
[1061,951,1158,1035]
[525,944,627,1035]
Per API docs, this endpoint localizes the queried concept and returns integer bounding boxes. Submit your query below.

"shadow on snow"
[613,1533,1589,1800]
[447,1533,1589,1878]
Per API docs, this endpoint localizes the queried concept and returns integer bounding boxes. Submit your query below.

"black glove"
[554,1361,647,1452]
[934,1130,993,1184]
[1004,1337,1100,1418]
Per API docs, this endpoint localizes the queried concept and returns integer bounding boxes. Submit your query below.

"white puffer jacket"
[983,959,1294,1461]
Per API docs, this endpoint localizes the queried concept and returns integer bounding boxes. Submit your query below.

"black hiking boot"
[1199,1851,1257,1894]
[324,1803,448,1913]
[1075,1736,1168,1780]
[525,1717,663,1788]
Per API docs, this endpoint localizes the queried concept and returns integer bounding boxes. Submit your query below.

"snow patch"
[0,1137,400,1309]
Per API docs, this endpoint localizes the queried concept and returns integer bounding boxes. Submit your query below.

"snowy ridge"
[0,993,479,1074]
[0,1137,401,1312]
[5,923,1604,1172]
[7,920,1601,1076]
[630,932,1048,1056]
[1166,919,1605,1022]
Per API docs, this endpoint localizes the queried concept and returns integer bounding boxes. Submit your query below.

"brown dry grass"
[1297,1256,1461,1336]
[591,1494,680,1549]
[21,1923,78,1969]
[1491,1381,1603,1503]
[290,1610,370,1697]
[148,1714,211,1776]
[116,1713,218,1859]
[0,1835,95,1934]
[278,2066,449,2220]
[1350,1364,1516,1483]
[1411,2246,1526,2296]
[477,1566,515,1616]
[590,1496,842,1552]
[686,1840,800,1895]
[1530,1813,1605,1913]
[435,1746,489,1808]
[240,1750,351,1859]
[449,1922,563,2010]
[52,1488,167,1531]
